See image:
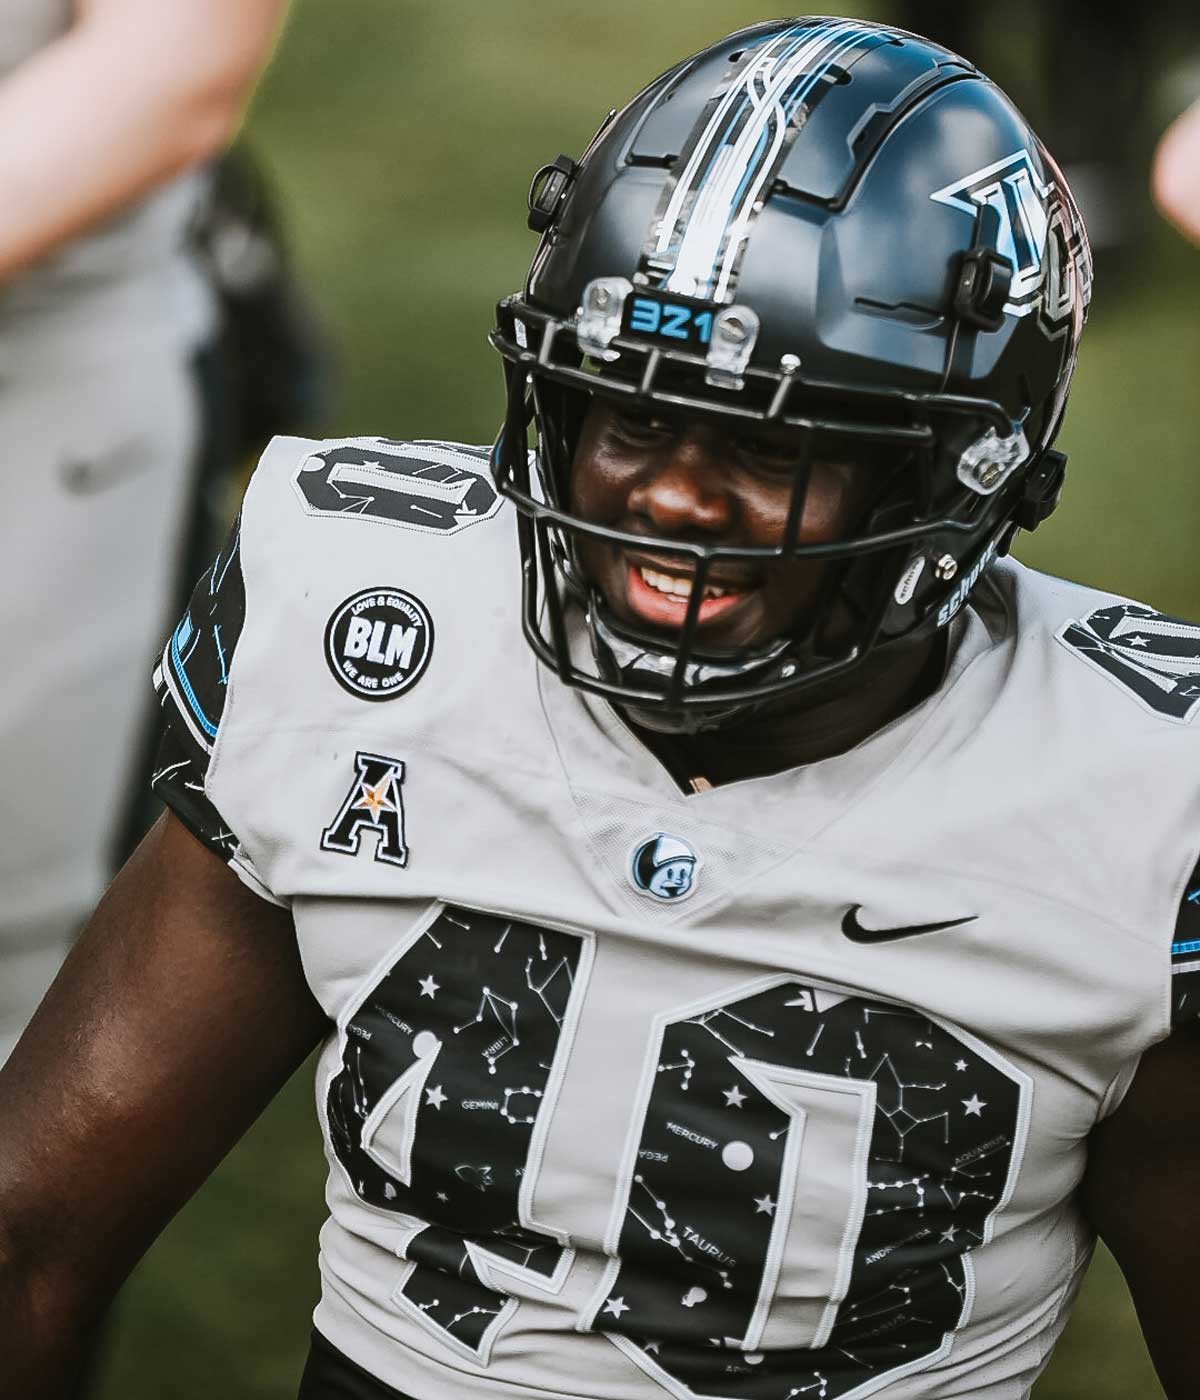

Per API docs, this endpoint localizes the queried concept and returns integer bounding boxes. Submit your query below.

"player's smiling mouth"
[619,552,760,632]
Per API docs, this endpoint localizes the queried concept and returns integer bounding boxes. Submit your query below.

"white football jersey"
[153,434,1200,1400]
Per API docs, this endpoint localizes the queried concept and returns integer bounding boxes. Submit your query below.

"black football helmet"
[490,17,1092,730]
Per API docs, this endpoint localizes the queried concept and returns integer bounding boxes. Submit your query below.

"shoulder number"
[293,438,501,536]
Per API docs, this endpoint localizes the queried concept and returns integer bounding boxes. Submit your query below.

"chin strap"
[999,448,1068,556]
[1013,448,1067,531]
[587,601,793,734]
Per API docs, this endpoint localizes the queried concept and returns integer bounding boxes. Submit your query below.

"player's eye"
[735,433,805,475]
[610,406,675,445]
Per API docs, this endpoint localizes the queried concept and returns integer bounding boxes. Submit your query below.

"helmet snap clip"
[1014,449,1068,530]
[576,277,633,361]
[705,306,761,391]
[953,247,1014,330]
[528,154,580,233]
[956,422,1030,496]
[953,202,1014,331]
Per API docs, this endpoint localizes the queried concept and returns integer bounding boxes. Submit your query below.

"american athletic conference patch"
[325,586,433,701]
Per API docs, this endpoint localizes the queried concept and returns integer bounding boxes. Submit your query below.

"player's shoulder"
[158,431,518,751]
[241,430,509,618]
[234,429,519,693]
[152,430,532,884]
[989,557,1200,731]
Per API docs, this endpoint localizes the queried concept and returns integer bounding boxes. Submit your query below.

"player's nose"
[628,430,735,536]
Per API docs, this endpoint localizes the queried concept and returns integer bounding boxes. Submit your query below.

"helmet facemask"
[493,308,1012,732]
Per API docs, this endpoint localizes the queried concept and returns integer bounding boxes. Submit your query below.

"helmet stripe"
[643,20,894,302]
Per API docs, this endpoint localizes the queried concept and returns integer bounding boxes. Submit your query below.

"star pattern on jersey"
[152,522,251,867]
[325,907,586,1362]
[151,757,189,787]
[325,892,1029,1400]
[453,987,521,1073]
[600,978,1024,1400]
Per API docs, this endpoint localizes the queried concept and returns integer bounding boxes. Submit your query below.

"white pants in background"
[0,323,202,1062]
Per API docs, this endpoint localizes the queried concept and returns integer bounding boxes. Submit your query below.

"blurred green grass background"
[93,2,1199,1396]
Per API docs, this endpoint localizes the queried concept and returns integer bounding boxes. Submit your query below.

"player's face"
[649,860,694,898]
[569,399,873,655]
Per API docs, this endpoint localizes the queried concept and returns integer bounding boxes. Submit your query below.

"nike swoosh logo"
[841,906,978,943]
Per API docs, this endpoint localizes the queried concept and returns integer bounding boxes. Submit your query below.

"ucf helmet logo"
[931,149,1092,327]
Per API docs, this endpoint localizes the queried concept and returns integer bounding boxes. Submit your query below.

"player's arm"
[0,0,289,282]
[1153,98,1200,245]
[0,810,328,1397]
[1081,1028,1200,1399]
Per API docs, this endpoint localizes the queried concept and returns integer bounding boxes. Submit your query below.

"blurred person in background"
[111,140,337,867]
[0,0,291,1065]
[1154,97,1200,243]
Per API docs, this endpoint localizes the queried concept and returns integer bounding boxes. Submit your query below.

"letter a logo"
[321,751,409,866]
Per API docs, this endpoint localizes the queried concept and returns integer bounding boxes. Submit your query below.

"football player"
[1,18,1197,1400]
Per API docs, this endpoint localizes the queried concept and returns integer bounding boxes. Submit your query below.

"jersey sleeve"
[150,516,281,906]
[1171,850,1200,1028]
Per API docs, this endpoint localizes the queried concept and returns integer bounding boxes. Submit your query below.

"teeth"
[639,566,735,600]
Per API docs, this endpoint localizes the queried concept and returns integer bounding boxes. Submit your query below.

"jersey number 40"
[324,905,1028,1400]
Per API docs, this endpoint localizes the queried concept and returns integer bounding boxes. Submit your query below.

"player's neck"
[627,632,947,791]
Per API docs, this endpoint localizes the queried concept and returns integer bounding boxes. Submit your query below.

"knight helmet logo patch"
[321,752,409,866]
[629,833,700,902]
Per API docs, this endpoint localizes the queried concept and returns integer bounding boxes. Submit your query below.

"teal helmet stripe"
[642,19,895,302]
